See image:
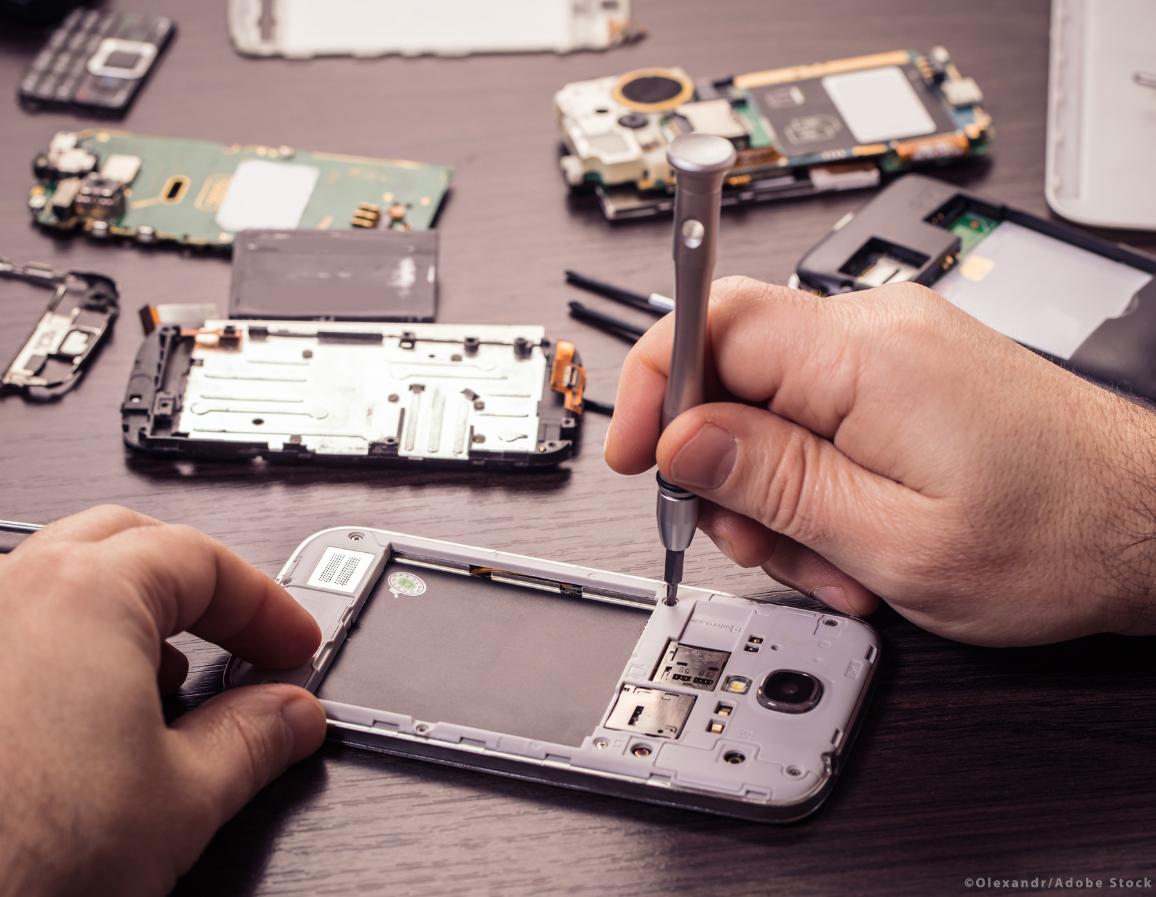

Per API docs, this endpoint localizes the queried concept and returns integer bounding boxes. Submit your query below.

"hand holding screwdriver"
[656,133,736,604]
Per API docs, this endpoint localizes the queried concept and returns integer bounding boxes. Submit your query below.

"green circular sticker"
[387,571,427,598]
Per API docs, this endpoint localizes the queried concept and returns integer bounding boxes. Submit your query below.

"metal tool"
[0,519,43,554]
[564,270,673,315]
[656,133,736,605]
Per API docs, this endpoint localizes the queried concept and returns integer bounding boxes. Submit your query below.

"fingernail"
[669,424,737,490]
[280,696,326,763]
[813,585,846,612]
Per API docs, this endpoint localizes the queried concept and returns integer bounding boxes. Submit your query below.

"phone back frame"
[226,527,880,822]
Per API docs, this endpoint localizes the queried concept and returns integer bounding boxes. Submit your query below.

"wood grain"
[1,1,1154,894]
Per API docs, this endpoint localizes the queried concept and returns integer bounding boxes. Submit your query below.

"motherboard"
[28,130,452,249]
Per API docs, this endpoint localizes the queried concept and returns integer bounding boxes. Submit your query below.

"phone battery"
[229,229,438,322]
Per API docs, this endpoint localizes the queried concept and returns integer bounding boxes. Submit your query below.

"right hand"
[605,276,1156,646]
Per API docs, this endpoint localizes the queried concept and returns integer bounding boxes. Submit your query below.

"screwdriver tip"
[662,549,683,605]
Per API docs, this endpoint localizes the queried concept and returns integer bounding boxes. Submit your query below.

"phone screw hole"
[631,744,652,758]
[593,737,609,749]
[348,532,364,541]
[723,751,746,765]
[823,618,839,627]
[415,723,429,735]
[252,418,264,426]
[786,765,804,778]
[771,644,781,651]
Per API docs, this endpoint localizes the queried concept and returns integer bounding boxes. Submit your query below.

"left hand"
[0,505,327,897]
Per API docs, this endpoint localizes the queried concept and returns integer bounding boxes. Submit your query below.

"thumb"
[656,401,928,590]
[169,685,326,832]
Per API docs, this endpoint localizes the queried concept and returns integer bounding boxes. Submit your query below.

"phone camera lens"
[758,670,823,714]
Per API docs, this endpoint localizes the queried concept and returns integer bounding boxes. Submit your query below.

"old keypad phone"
[226,528,879,821]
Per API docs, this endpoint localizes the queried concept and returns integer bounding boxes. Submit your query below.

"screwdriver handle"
[661,133,736,430]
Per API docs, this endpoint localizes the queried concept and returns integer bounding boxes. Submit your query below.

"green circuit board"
[948,210,1000,255]
[29,129,452,250]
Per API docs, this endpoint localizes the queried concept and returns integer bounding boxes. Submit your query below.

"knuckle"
[89,503,152,528]
[220,703,280,795]
[709,275,783,319]
[857,282,958,351]
[758,429,822,542]
[711,274,764,304]
[730,535,776,568]
[873,280,939,308]
[19,544,93,607]
[160,522,211,548]
[175,760,224,835]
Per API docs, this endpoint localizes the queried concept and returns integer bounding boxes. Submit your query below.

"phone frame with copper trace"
[225,527,880,822]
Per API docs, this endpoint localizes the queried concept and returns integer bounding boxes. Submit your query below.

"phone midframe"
[226,527,880,822]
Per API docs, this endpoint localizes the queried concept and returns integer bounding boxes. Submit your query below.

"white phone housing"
[228,0,636,59]
[1046,0,1156,230]
[225,527,880,822]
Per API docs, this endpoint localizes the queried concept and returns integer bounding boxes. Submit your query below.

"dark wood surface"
[3,2,1156,894]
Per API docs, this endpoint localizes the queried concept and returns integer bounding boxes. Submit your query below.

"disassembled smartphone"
[228,0,638,58]
[121,321,585,468]
[18,9,175,116]
[1,257,118,400]
[792,175,1156,399]
[28,131,452,250]
[226,528,879,821]
[556,48,990,220]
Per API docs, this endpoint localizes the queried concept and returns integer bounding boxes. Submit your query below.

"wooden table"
[2,2,1154,894]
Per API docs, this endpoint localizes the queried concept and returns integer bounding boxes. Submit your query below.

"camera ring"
[756,670,824,714]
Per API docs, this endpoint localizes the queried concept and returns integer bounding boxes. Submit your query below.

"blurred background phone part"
[1045,0,1156,231]
[228,0,640,59]
[29,131,451,250]
[556,48,990,220]
[17,9,174,117]
[1,257,118,401]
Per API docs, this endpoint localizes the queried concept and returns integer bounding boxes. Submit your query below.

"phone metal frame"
[226,527,880,822]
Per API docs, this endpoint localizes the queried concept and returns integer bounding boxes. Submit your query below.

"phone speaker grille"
[305,546,375,593]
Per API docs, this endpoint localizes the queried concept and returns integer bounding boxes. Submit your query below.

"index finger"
[96,524,321,670]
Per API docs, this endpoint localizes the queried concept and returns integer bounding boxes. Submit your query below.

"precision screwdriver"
[656,133,736,605]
